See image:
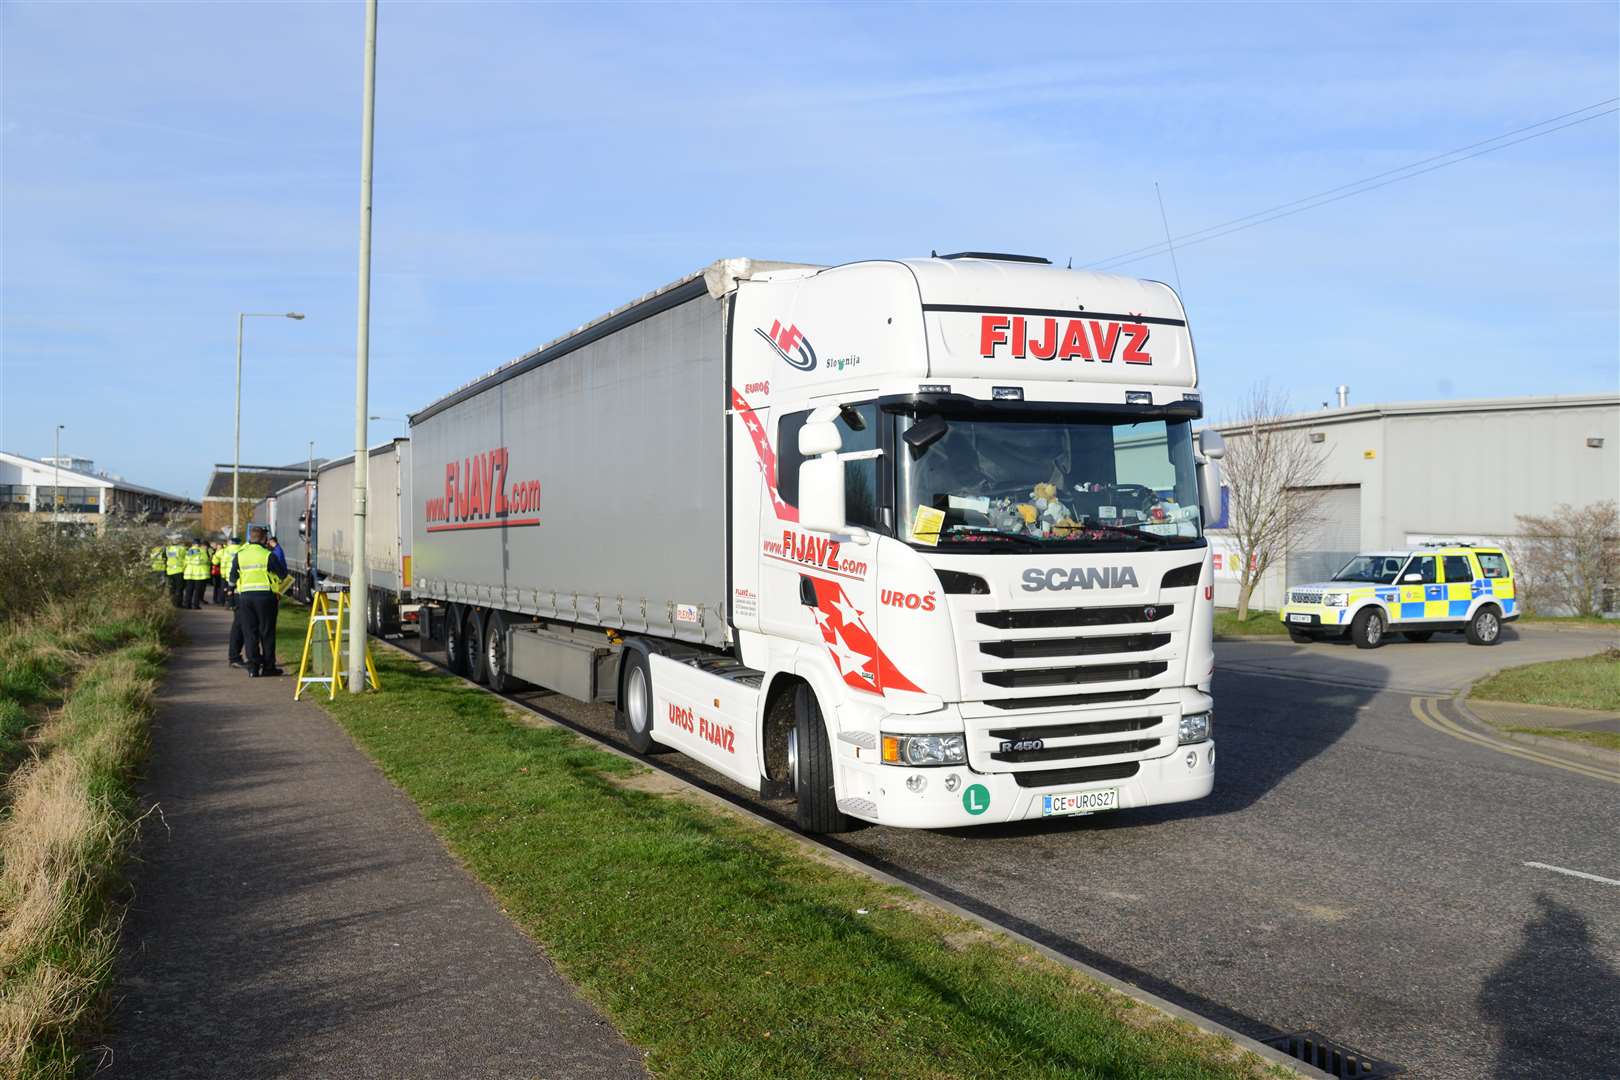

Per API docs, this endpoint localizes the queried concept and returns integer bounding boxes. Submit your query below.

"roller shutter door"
[1288,484,1361,586]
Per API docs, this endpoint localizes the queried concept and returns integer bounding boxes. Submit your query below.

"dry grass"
[0,581,171,1079]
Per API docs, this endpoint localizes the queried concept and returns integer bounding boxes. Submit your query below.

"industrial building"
[201,461,323,535]
[0,450,198,532]
[1206,392,1619,610]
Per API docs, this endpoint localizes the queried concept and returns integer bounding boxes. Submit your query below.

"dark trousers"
[229,607,245,663]
[185,578,206,608]
[168,574,185,606]
[212,576,225,604]
[239,592,277,674]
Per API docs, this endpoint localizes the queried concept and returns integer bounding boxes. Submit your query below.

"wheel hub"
[627,668,649,734]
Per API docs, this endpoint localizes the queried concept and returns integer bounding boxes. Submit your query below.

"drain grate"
[1261,1030,1402,1078]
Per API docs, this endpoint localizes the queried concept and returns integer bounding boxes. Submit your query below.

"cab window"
[1476,551,1510,579]
[1442,555,1473,583]
[777,404,884,530]
[1403,555,1437,584]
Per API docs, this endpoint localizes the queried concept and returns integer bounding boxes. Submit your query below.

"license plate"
[1289,613,1312,623]
[1042,788,1119,817]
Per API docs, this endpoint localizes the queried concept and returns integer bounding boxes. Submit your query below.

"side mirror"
[1197,457,1223,527]
[1197,428,1226,461]
[799,420,841,457]
[799,456,846,533]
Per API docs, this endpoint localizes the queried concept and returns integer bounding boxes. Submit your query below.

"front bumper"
[1278,602,1349,628]
[840,740,1214,829]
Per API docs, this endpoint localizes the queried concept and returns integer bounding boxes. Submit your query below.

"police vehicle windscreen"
[895,413,1203,550]
[1332,554,1405,584]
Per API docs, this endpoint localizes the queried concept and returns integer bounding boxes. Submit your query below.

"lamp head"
[285,312,305,320]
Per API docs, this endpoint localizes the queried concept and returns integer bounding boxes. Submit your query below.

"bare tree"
[1221,384,1329,620]
[1507,501,1619,617]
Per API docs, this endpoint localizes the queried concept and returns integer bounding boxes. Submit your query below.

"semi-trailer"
[315,438,415,636]
[273,477,317,602]
[409,253,1224,832]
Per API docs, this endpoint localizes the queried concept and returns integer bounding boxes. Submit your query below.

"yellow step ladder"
[295,589,380,700]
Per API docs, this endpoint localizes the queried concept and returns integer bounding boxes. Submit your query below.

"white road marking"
[1524,862,1620,887]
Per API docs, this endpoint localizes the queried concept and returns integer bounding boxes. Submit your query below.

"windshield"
[1332,554,1407,584]
[895,411,1204,550]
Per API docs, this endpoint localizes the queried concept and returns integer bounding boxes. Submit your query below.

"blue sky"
[2,1,1615,498]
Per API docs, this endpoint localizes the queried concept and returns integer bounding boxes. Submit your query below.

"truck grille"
[991,738,1159,764]
[1013,761,1140,788]
[980,632,1170,660]
[977,603,1173,630]
[983,661,1168,688]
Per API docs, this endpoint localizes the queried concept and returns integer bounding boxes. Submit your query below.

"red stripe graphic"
[732,388,798,523]
[426,518,541,533]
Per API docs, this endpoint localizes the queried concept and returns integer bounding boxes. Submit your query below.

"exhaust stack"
[1336,384,1349,409]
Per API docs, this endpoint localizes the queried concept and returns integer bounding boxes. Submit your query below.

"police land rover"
[1279,544,1517,649]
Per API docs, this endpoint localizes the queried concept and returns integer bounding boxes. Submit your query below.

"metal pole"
[348,0,377,693]
[233,313,244,537]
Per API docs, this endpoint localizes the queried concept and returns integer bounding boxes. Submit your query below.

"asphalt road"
[433,623,1619,1080]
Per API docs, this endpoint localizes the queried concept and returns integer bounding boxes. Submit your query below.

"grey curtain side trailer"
[315,437,415,634]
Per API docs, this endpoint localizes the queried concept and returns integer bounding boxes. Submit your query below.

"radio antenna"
[1155,182,1185,297]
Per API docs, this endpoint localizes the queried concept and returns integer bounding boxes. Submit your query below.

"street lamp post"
[233,312,304,536]
[53,424,65,536]
[349,0,378,694]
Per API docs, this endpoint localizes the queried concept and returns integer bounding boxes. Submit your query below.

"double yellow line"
[1410,697,1619,785]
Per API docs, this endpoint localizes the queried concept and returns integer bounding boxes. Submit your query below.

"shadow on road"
[1477,892,1620,1079]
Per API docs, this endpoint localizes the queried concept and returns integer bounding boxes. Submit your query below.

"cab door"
[1398,555,1439,622]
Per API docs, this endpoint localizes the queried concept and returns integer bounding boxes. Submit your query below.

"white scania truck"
[409,254,1224,832]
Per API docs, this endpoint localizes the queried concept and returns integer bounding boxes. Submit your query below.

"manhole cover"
[1261,1030,1402,1078]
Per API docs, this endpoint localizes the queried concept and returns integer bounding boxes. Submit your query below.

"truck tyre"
[483,611,511,693]
[366,590,382,637]
[620,650,657,755]
[1350,606,1386,650]
[445,604,470,677]
[1465,605,1503,646]
[1287,628,1314,644]
[1403,630,1435,643]
[791,684,852,834]
[464,609,488,684]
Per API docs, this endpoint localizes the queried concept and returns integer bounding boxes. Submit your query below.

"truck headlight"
[881,733,967,767]
[1324,592,1348,607]
[1178,712,1211,745]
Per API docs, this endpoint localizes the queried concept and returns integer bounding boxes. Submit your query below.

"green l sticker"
[962,783,990,816]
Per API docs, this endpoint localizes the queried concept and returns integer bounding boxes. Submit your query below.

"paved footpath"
[107,607,647,1080]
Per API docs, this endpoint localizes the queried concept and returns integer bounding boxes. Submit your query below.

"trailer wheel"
[445,604,470,676]
[464,609,488,684]
[484,611,511,693]
[365,590,381,637]
[791,684,852,834]
[620,650,657,755]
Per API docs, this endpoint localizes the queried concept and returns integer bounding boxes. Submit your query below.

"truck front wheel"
[791,684,852,834]
[620,650,657,755]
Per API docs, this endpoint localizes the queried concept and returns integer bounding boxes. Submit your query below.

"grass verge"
[1500,726,1620,753]
[1519,614,1620,630]
[1470,649,1620,714]
[0,585,173,1079]
[1213,609,1290,638]
[277,612,1285,1080]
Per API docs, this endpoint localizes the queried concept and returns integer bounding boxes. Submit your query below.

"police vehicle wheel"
[1403,631,1435,643]
[1287,628,1314,644]
[464,609,488,684]
[1466,605,1502,646]
[483,611,510,693]
[791,684,852,834]
[1351,607,1386,649]
[445,604,470,676]
[620,650,657,755]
